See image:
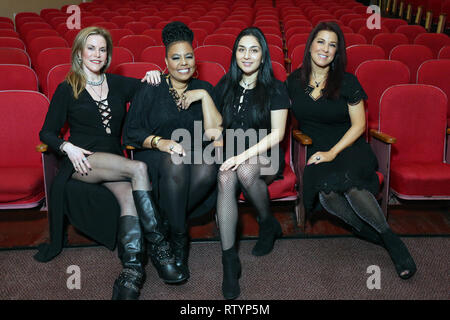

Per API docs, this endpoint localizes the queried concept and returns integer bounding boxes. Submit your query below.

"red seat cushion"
[0,167,44,202]
[390,162,450,196]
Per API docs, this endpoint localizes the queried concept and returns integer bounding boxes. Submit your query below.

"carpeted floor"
[1,236,448,300]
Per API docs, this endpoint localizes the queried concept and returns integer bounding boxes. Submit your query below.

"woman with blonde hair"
[35,26,186,300]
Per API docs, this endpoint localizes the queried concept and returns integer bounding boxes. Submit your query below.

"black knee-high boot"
[222,245,241,300]
[171,231,190,280]
[252,216,283,256]
[132,190,186,284]
[112,215,145,300]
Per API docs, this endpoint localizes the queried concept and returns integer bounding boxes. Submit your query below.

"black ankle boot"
[132,190,186,284]
[252,216,283,256]
[222,246,241,300]
[351,224,383,246]
[171,231,190,280]
[380,229,417,279]
[112,215,145,300]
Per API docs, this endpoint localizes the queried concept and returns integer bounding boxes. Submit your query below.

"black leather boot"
[112,215,145,300]
[252,216,283,256]
[171,231,190,280]
[222,245,241,300]
[132,190,186,284]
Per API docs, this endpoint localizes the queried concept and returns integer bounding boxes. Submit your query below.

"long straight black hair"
[217,27,276,130]
[299,21,347,100]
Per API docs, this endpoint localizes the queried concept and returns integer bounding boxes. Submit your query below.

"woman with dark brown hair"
[286,21,416,279]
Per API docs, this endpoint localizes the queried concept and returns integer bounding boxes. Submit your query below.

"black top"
[34,73,142,263]
[286,69,379,212]
[213,77,290,176]
[123,77,216,151]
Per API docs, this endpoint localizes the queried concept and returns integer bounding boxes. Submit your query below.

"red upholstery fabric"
[268,44,285,66]
[123,21,151,35]
[0,48,30,66]
[358,25,390,44]
[390,162,450,196]
[0,91,49,207]
[204,34,236,50]
[142,29,163,46]
[35,47,71,95]
[194,45,232,71]
[346,44,385,74]
[438,46,450,59]
[414,33,450,58]
[113,62,162,79]
[272,61,287,82]
[140,46,166,69]
[381,18,408,32]
[28,36,69,66]
[195,61,226,86]
[389,44,433,83]
[344,33,367,47]
[355,60,410,131]
[0,65,38,91]
[109,47,134,72]
[0,37,25,50]
[394,25,427,44]
[379,85,449,197]
[47,63,71,100]
[109,28,134,46]
[289,44,306,71]
[372,33,409,58]
[118,35,156,61]
[417,59,450,123]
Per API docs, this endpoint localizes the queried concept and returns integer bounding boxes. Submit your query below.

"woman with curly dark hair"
[123,21,222,282]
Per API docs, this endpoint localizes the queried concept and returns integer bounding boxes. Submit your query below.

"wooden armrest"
[285,57,291,64]
[370,129,396,144]
[292,129,312,145]
[36,143,48,153]
[447,127,450,134]
[125,145,135,150]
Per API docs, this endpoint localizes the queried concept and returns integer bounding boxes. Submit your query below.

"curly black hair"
[162,21,194,51]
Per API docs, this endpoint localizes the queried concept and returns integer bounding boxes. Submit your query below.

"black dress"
[35,73,142,262]
[213,77,291,177]
[286,69,379,213]
[123,77,218,219]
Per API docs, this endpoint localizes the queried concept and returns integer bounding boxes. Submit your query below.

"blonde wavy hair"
[66,26,113,99]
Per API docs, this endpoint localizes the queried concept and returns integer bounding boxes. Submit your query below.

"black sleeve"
[285,68,301,100]
[114,73,143,102]
[212,75,227,113]
[342,73,368,105]
[122,86,153,148]
[270,80,291,111]
[39,82,71,155]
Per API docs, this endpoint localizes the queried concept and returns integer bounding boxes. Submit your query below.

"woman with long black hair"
[214,27,290,300]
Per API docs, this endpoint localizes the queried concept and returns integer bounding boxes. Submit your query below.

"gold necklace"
[167,75,188,111]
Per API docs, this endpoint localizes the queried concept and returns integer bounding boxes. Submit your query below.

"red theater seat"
[0,90,48,209]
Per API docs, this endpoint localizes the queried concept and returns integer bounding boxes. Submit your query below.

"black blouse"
[123,77,216,151]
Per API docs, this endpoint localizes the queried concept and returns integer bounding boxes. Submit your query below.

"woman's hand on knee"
[63,143,93,174]
[307,151,336,165]
[157,139,186,156]
[220,154,246,171]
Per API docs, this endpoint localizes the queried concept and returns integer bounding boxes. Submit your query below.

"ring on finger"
[316,156,321,160]
[169,145,174,151]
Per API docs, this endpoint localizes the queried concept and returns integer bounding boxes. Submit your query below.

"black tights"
[158,152,217,234]
[318,188,389,234]
[217,156,276,251]
[71,152,150,217]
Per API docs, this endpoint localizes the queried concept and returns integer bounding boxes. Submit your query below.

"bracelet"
[59,141,68,154]
[151,136,162,149]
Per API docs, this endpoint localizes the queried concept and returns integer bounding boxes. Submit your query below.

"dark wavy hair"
[162,21,194,56]
[299,21,347,99]
[217,27,276,130]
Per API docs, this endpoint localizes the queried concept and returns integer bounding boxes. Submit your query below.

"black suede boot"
[252,216,283,256]
[171,231,190,280]
[132,190,186,284]
[380,228,417,279]
[112,215,145,300]
[222,245,241,300]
